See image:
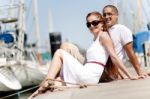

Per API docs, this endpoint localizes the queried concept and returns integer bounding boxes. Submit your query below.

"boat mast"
[32,0,40,52]
[9,0,19,36]
[48,9,53,33]
[17,0,25,60]
[141,0,150,27]
[130,0,142,34]
[137,0,142,32]
[9,0,15,23]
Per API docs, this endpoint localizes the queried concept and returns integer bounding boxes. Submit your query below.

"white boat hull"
[0,61,48,92]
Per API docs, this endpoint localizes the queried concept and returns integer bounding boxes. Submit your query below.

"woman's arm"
[100,32,136,79]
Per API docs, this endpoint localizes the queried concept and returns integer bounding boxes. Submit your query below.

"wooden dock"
[34,67,150,99]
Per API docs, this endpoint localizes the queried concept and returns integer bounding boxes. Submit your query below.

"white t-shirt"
[109,24,133,60]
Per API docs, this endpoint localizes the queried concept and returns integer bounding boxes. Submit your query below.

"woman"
[28,11,140,99]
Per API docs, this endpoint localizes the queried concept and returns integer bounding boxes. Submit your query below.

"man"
[102,5,147,77]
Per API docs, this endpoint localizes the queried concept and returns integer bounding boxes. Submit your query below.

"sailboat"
[0,0,49,91]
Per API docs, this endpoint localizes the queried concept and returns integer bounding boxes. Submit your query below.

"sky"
[26,0,111,50]
[26,0,150,51]
[0,0,150,52]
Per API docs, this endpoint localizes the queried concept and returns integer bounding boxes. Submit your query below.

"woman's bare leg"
[28,49,64,99]
[46,49,63,79]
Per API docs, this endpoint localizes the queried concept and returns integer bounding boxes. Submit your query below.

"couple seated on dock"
[28,5,148,99]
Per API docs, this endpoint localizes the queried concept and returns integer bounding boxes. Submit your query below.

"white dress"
[61,34,109,86]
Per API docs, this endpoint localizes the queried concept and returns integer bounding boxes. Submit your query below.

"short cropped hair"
[103,5,119,15]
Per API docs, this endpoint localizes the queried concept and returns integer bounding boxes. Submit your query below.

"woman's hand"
[129,76,139,80]
[129,75,146,80]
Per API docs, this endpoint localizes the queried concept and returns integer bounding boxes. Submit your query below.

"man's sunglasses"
[86,20,102,28]
[103,12,114,17]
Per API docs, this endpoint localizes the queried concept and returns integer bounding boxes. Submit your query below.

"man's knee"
[54,49,64,57]
[60,42,74,50]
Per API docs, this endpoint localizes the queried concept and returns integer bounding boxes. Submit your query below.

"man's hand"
[139,70,148,79]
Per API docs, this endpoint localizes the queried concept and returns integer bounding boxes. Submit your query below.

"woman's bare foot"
[28,79,55,99]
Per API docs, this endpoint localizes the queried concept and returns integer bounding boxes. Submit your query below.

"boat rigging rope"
[0,78,100,99]
[0,85,39,99]
[46,78,100,88]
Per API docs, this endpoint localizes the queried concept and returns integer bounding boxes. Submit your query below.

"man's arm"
[123,42,145,76]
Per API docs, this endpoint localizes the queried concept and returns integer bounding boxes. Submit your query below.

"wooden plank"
[34,67,150,99]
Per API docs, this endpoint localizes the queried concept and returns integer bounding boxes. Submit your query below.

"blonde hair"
[60,42,85,64]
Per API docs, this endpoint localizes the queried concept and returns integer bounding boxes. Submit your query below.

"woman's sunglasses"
[86,20,102,28]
